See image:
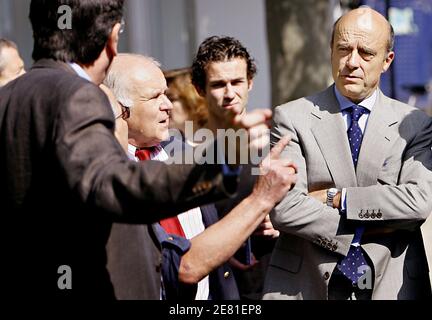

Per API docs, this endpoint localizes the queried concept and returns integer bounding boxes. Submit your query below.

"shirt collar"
[334,85,377,113]
[68,62,92,82]
[127,143,164,161]
[127,144,137,160]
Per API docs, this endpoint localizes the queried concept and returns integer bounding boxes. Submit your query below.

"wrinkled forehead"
[335,13,388,47]
[132,75,167,97]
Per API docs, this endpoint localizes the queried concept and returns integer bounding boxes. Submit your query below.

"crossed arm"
[270,106,432,255]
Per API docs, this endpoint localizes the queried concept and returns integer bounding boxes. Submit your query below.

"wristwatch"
[326,188,340,207]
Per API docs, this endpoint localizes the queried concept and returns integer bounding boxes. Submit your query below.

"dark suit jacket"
[0,59,236,299]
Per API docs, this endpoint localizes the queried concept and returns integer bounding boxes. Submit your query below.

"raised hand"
[252,135,297,207]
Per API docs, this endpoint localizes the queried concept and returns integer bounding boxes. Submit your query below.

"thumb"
[270,135,291,159]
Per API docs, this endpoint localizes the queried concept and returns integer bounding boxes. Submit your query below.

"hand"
[233,108,272,152]
[252,135,298,208]
[309,189,327,204]
[254,215,280,238]
[228,254,258,271]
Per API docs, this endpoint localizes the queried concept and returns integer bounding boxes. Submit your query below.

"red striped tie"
[135,145,186,237]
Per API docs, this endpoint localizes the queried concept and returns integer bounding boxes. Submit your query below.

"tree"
[266,0,336,107]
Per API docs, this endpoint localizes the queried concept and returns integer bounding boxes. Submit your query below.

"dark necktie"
[336,105,370,284]
[135,146,186,237]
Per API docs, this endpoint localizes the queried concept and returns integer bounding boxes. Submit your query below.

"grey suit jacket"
[263,85,432,300]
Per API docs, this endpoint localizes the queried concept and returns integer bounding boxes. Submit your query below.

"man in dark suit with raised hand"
[0,0,295,299]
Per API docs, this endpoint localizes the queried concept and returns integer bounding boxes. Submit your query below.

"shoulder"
[381,92,432,130]
[273,87,332,123]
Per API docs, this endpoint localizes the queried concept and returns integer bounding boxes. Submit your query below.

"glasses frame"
[115,101,130,120]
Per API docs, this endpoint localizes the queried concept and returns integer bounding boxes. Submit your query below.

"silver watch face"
[327,188,338,207]
[328,188,338,196]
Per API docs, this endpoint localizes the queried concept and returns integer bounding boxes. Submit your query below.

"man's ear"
[248,79,254,91]
[382,51,395,73]
[107,22,121,58]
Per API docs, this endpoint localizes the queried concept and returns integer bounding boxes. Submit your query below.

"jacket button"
[224,272,230,279]
[324,272,330,280]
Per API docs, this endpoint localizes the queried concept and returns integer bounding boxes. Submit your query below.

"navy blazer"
[152,204,240,300]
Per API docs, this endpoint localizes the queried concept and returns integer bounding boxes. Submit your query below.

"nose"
[160,94,173,111]
[224,83,235,100]
[346,50,360,69]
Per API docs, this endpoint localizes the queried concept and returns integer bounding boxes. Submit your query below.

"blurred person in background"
[0,38,25,87]
[164,67,208,146]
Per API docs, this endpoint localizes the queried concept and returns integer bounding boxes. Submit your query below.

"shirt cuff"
[340,188,347,214]
[222,164,242,176]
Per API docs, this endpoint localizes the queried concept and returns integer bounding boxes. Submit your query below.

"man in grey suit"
[263,7,432,300]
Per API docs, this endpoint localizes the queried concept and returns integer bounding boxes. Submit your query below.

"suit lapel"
[356,90,398,186]
[310,86,358,188]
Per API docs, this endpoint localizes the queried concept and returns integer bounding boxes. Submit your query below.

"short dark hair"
[330,15,395,53]
[30,0,124,64]
[191,36,257,92]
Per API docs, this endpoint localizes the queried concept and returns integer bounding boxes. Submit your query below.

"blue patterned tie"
[336,105,370,284]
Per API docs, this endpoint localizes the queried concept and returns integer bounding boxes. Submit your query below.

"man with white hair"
[0,38,25,86]
[103,53,298,300]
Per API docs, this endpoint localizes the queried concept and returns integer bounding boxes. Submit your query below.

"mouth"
[342,75,361,82]
[159,118,169,125]
[222,102,239,110]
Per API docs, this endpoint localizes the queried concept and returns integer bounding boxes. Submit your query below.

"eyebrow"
[358,46,377,55]
[139,87,167,100]
[336,43,377,55]
[209,77,245,84]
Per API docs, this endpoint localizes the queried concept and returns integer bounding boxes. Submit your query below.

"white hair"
[103,53,161,108]
[0,38,18,74]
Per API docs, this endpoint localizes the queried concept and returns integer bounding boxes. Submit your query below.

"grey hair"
[103,53,161,108]
[0,38,18,74]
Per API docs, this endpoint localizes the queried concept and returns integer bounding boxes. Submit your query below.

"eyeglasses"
[119,18,126,34]
[115,101,130,120]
